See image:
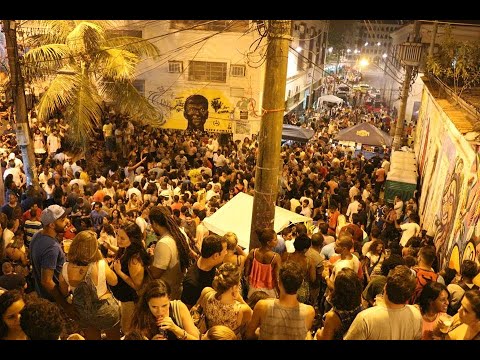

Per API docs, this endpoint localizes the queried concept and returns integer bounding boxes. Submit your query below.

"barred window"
[168,61,183,73]
[230,65,246,77]
[188,61,227,83]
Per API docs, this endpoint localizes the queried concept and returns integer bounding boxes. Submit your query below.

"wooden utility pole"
[392,21,422,150]
[3,20,38,188]
[428,21,438,58]
[249,20,292,250]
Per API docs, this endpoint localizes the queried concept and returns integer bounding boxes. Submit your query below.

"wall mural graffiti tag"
[147,86,176,125]
[434,157,464,269]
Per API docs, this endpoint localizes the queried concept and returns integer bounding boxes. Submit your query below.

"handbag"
[189,288,214,335]
[189,303,207,335]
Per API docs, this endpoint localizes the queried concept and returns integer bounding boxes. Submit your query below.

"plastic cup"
[63,239,72,254]
[438,314,452,334]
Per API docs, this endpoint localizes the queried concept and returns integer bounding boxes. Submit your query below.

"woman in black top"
[108,222,151,335]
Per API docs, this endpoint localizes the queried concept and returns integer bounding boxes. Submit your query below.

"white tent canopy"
[203,192,311,252]
[316,94,344,109]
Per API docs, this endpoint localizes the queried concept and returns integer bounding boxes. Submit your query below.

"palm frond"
[66,22,105,56]
[36,73,82,121]
[64,77,104,148]
[28,20,77,44]
[100,81,163,127]
[94,48,139,81]
[102,36,161,59]
[22,44,71,80]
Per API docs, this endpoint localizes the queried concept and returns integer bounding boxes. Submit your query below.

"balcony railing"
[398,42,423,67]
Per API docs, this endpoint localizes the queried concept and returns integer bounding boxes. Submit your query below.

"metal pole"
[250,20,292,251]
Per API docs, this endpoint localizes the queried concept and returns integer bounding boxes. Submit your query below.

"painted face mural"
[147,87,234,133]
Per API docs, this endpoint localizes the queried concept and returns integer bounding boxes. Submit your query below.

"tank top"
[249,249,276,290]
[204,293,243,339]
[62,259,108,298]
[333,305,363,340]
[110,255,139,302]
[259,299,309,340]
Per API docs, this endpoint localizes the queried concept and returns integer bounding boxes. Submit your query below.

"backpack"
[447,281,480,316]
[72,264,104,319]
[409,266,439,304]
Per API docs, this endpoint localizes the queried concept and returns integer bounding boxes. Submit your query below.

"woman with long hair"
[0,290,27,340]
[315,267,363,340]
[58,230,120,340]
[130,279,199,340]
[415,281,450,340]
[109,208,124,229]
[109,222,151,336]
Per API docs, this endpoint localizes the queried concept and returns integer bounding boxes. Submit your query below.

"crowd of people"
[0,101,479,341]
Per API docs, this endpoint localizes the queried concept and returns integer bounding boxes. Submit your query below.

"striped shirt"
[259,299,309,340]
[24,219,43,245]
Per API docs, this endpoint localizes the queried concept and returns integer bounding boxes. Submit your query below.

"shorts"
[77,296,120,331]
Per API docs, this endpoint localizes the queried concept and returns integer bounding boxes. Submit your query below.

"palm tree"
[22,20,162,150]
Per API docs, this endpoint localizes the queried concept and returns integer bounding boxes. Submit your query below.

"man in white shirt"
[46,130,61,156]
[396,213,421,247]
[3,159,26,188]
[381,156,390,174]
[344,265,422,340]
[393,195,404,220]
[345,195,361,223]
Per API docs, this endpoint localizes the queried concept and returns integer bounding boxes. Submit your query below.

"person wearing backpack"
[409,245,445,305]
[447,260,480,316]
[59,230,121,340]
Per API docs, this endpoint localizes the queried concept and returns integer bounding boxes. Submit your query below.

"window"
[168,61,183,73]
[188,61,227,82]
[230,65,246,77]
[132,80,145,96]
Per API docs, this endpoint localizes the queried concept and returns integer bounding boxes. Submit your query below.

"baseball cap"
[40,205,71,226]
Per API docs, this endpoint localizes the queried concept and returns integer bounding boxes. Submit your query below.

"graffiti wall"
[416,88,480,282]
[147,87,234,132]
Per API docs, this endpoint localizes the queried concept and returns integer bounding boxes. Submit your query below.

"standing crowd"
[0,102,479,341]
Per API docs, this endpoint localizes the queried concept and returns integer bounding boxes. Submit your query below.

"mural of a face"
[184,94,209,131]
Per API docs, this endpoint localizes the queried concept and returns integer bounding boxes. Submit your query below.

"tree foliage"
[426,25,480,98]
[22,20,161,149]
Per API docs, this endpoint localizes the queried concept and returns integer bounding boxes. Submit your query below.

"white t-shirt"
[344,303,422,340]
[152,234,183,300]
[399,222,420,247]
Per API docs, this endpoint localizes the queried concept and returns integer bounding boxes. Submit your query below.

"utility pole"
[250,20,292,251]
[3,20,38,188]
[428,21,438,58]
[392,21,422,150]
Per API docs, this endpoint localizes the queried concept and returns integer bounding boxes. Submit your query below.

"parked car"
[353,83,370,94]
